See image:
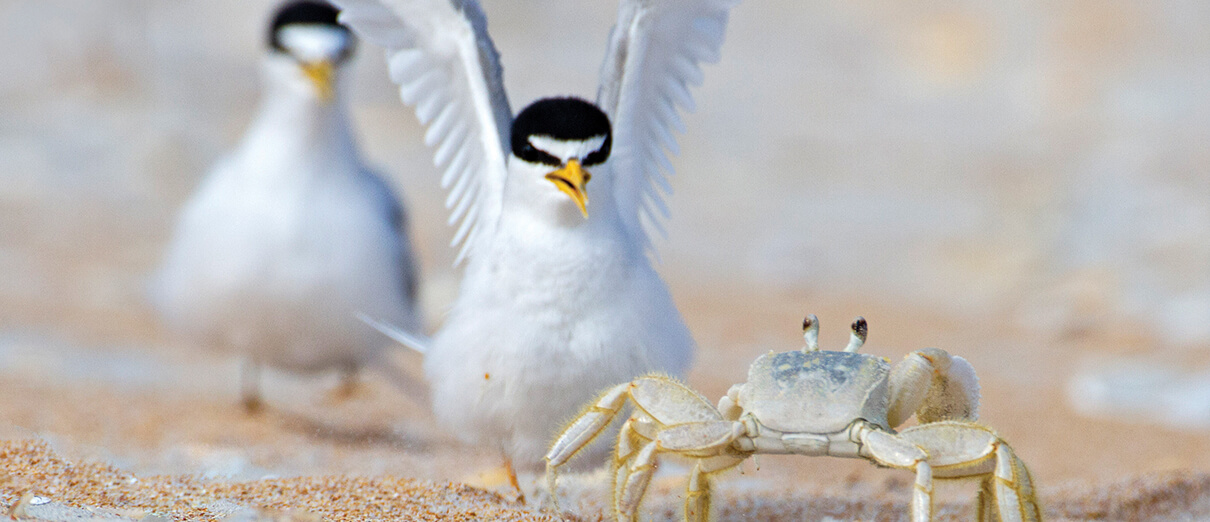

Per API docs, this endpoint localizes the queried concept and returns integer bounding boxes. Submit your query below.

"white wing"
[597,0,737,255]
[335,0,512,264]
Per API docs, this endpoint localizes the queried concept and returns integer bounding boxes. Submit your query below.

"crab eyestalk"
[802,314,820,352]
[844,317,868,352]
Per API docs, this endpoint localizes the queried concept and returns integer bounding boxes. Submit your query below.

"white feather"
[450,188,480,244]
[441,139,472,186]
[334,0,512,264]
[424,102,458,146]
[357,312,429,354]
[277,25,351,63]
[431,122,463,166]
[597,0,738,257]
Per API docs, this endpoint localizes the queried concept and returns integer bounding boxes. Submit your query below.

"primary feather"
[338,0,512,264]
[599,0,739,256]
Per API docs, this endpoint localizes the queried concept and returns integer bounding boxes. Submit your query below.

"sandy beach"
[4,287,1210,520]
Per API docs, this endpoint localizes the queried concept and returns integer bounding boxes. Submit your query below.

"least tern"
[334,0,736,471]
[152,0,422,411]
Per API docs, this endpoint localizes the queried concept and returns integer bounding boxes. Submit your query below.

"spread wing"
[597,0,737,255]
[335,0,512,264]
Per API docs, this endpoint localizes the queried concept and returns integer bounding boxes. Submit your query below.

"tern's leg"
[504,456,526,504]
[327,361,363,402]
[240,359,264,414]
[340,361,359,395]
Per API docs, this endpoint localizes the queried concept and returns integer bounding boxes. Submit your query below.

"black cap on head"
[268,1,354,59]
[511,97,612,166]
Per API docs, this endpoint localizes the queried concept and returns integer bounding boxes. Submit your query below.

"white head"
[507,97,612,222]
[266,1,356,102]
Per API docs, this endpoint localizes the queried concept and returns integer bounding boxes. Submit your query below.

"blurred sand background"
[2,0,1210,519]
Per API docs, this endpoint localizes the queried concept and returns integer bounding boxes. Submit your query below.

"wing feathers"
[666,80,695,113]
[445,155,476,208]
[387,49,427,82]
[431,121,464,167]
[340,4,409,46]
[598,0,737,255]
[340,0,734,263]
[423,102,456,146]
[448,174,479,225]
[335,0,511,264]
[650,148,675,179]
[442,138,472,186]
[451,190,481,248]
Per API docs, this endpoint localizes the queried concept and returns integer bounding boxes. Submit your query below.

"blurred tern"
[152,0,422,411]
[333,0,736,475]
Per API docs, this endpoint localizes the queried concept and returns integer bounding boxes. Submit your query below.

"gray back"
[741,350,891,433]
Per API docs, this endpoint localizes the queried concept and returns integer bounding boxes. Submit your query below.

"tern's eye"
[582,147,609,167]
[517,142,561,167]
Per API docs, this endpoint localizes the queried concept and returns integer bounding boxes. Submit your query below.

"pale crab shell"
[738,350,892,433]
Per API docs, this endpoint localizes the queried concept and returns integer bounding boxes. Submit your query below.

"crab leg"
[653,420,747,521]
[913,461,935,522]
[992,440,1041,522]
[617,418,742,522]
[896,421,1041,522]
[548,375,721,517]
[616,441,659,522]
[859,427,934,522]
[976,476,996,522]
[615,430,740,522]
[547,381,633,469]
[545,381,633,513]
[612,417,652,517]
[684,454,745,522]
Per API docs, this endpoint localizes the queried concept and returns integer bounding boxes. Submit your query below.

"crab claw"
[844,317,868,352]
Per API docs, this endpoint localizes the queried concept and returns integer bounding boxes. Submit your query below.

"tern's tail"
[356,312,430,355]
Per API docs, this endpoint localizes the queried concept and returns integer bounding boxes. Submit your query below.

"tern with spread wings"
[334,0,737,474]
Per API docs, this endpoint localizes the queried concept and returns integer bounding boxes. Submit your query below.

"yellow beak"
[545,159,591,218]
[301,60,336,102]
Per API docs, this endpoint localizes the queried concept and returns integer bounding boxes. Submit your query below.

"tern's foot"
[240,359,264,415]
[241,395,266,415]
[505,459,527,504]
[325,371,371,404]
[463,462,527,504]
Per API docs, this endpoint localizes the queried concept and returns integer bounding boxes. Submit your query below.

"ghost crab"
[545,315,1041,522]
